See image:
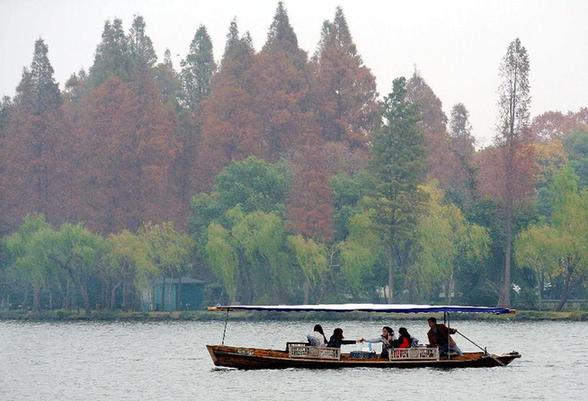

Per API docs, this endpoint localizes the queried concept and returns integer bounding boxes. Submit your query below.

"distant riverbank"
[1,309,587,322]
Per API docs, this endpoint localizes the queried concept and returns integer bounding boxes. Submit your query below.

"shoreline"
[1,309,587,322]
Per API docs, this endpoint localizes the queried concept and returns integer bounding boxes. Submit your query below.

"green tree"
[414,184,490,303]
[128,15,157,75]
[3,214,52,311]
[88,19,130,86]
[288,234,328,303]
[139,222,193,310]
[191,156,289,244]
[35,223,108,313]
[369,77,427,302]
[448,103,477,207]
[106,230,157,310]
[205,223,239,302]
[181,25,216,112]
[516,167,588,310]
[228,208,292,303]
[338,208,383,298]
[563,130,588,188]
[331,171,374,241]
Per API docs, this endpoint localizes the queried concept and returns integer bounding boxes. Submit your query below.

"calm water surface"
[1,319,586,400]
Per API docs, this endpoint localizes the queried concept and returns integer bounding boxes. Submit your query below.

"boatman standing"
[426,317,462,355]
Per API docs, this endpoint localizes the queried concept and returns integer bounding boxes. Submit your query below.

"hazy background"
[1,0,586,146]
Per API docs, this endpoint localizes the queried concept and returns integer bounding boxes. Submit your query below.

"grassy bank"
[1,309,587,322]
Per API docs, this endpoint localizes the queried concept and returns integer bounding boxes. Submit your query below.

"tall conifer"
[1,39,65,228]
[370,77,427,302]
[312,7,377,156]
[181,25,216,112]
[495,38,533,307]
[89,19,131,86]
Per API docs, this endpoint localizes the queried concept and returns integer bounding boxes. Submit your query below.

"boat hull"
[207,345,521,369]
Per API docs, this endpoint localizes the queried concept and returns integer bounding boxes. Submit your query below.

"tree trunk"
[168,275,174,311]
[122,279,128,311]
[499,200,513,307]
[556,263,574,312]
[161,276,166,311]
[177,276,183,311]
[22,287,29,309]
[33,286,41,312]
[387,251,394,303]
[80,286,90,314]
[110,282,121,310]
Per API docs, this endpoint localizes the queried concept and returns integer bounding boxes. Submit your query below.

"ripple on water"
[0,320,587,401]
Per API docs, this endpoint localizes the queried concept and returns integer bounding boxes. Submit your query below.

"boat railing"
[288,344,341,360]
[389,347,439,361]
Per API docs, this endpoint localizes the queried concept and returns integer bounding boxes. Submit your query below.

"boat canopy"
[208,303,515,315]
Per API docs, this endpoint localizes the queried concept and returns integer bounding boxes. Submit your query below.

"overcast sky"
[1,0,587,146]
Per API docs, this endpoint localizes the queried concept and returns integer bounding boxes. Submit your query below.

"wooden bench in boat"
[390,347,439,361]
[288,344,341,360]
[287,344,440,362]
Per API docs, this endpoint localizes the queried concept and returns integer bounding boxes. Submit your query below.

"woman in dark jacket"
[327,328,358,348]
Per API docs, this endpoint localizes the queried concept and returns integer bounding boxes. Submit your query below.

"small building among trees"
[151,278,206,311]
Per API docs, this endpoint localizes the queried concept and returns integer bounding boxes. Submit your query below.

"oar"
[455,330,506,367]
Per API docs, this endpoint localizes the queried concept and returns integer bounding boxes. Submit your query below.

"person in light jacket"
[307,324,327,346]
[361,326,395,358]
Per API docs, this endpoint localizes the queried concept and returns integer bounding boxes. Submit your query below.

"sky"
[1,0,587,146]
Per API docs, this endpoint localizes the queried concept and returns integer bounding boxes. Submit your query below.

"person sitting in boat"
[307,324,327,346]
[426,317,462,355]
[392,327,415,348]
[327,328,359,348]
[360,326,395,358]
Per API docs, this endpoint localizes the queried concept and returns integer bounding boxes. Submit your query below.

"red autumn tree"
[406,71,456,189]
[286,138,334,243]
[529,108,588,142]
[249,1,316,160]
[311,6,378,161]
[77,76,177,233]
[0,39,69,230]
[199,20,262,188]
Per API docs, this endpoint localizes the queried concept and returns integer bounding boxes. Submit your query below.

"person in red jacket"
[393,327,413,348]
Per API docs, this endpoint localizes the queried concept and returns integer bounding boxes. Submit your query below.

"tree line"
[0,3,587,312]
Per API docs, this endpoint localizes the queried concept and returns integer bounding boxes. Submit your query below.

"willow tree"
[205,223,239,302]
[228,208,291,303]
[288,234,328,303]
[140,222,193,310]
[106,230,157,310]
[369,77,427,302]
[515,167,588,310]
[338,209,383,298]
[415,184,490,303]
[3,214,52,311]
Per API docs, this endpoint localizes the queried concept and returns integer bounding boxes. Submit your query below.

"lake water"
[1,319,586,400]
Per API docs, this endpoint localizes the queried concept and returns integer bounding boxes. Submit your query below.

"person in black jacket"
[327,328,358,348]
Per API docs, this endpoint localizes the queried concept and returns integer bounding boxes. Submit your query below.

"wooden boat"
[206,303,521,370]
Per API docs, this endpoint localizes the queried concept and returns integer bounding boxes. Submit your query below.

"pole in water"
[221,308,230,345]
